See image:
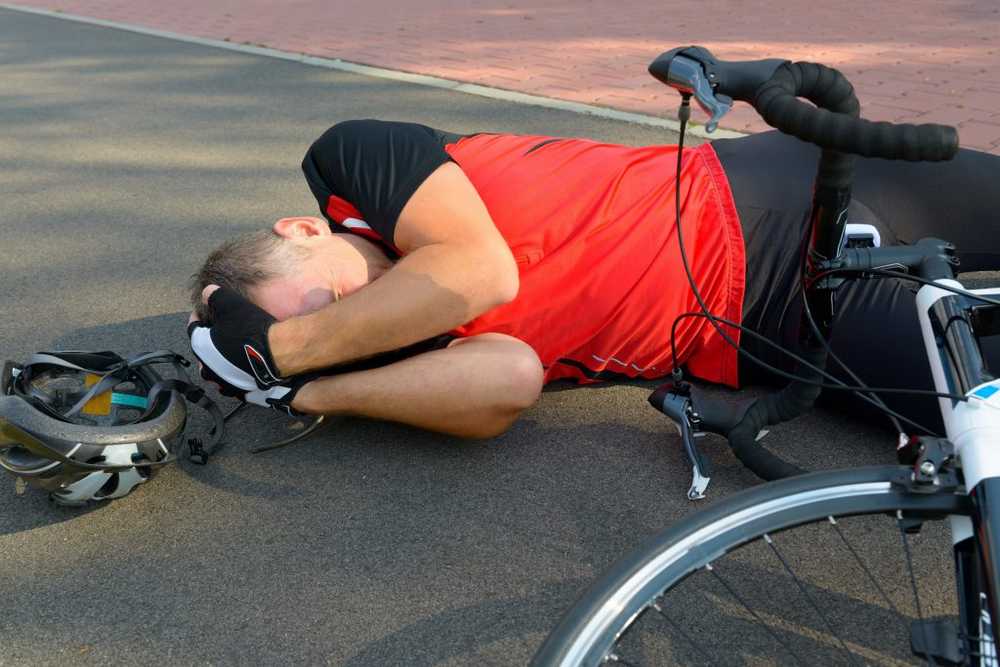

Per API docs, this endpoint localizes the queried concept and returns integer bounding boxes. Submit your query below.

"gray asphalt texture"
[1,9,994,666]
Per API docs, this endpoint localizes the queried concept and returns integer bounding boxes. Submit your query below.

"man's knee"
[443,333,543,438]
[501,346,544,411]
[471,348,543,439]
[450,332,544,410]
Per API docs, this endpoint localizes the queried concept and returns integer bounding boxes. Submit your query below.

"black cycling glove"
[197,362,249,400]
[188,286,284,392]
[245,371,328,417]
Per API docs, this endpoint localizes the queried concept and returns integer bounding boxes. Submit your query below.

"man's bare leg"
[290,333,544,439]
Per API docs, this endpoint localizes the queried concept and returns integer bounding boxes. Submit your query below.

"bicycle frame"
[647,45,997,661]
[916,278,1000,659]
[808,210,1000,664]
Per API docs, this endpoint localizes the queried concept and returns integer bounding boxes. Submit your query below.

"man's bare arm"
[292,333,543,439]
[270,161,518,376]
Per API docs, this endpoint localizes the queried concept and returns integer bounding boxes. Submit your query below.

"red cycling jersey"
[312,127,745,387]
[442,133,745,386]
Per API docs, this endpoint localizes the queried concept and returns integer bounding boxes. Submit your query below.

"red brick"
[13,0,1000,140]
[956,121,1000,151]
[851,77,930,101]
[858,93,925,114]
[860,103,922,124]
[911,107,982,127]
[596,93,656,106]
[958,89,1000,113]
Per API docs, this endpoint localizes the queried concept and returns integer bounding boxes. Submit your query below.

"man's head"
[189,216,384,322]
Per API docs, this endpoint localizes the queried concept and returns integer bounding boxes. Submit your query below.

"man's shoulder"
[311,118,465,149]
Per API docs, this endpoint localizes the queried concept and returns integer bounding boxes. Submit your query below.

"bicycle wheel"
[533,466,976,666]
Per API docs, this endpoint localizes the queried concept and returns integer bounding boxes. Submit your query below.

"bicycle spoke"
[610,606,644,649]
[898,512,937,667]
[533,470,968,667]
[763,532,861,666]
[651,596,716,665]
[829,516,902,617]
[707,562,807,666]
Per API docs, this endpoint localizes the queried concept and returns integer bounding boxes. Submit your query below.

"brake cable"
[665,97,959,437]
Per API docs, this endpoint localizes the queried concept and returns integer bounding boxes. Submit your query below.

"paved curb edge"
[1,2,746,140]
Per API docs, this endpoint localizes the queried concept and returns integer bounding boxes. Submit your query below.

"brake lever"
[649,383,713,500]
[665,55,732,132]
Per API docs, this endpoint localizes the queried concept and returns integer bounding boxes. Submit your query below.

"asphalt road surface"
[1,8,995,666]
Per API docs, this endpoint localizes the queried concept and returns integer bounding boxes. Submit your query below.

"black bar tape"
[755,62,958,162]
[727,397,806,481]
[722,344,829,480]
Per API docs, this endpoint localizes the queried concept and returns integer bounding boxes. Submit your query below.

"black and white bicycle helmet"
[0,350,223,506]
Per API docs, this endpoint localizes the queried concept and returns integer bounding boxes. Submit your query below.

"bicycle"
[532,47,1000,666]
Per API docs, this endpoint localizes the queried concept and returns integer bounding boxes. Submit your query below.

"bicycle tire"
[532,465,972,667]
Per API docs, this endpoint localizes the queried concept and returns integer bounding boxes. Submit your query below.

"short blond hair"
[189,230,309,321]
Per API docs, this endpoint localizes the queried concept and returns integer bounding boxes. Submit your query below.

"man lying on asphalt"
[188,119,1000,437]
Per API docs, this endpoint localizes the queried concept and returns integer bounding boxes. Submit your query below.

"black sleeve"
[301,119,454,244]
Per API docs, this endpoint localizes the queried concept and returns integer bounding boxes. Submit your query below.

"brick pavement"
[8,1,1000,152]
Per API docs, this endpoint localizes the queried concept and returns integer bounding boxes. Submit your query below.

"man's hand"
[244,373,323,416]
[187,287,326,417]
[188,285,284,391]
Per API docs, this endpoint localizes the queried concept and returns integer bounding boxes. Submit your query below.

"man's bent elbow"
[490,254,520,306]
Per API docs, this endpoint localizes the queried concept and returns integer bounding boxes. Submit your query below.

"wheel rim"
[536,468,972,667]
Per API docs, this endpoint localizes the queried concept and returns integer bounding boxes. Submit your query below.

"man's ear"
[273,216,331,239]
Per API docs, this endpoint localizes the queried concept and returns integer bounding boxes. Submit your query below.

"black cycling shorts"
[711,131,1000,431]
